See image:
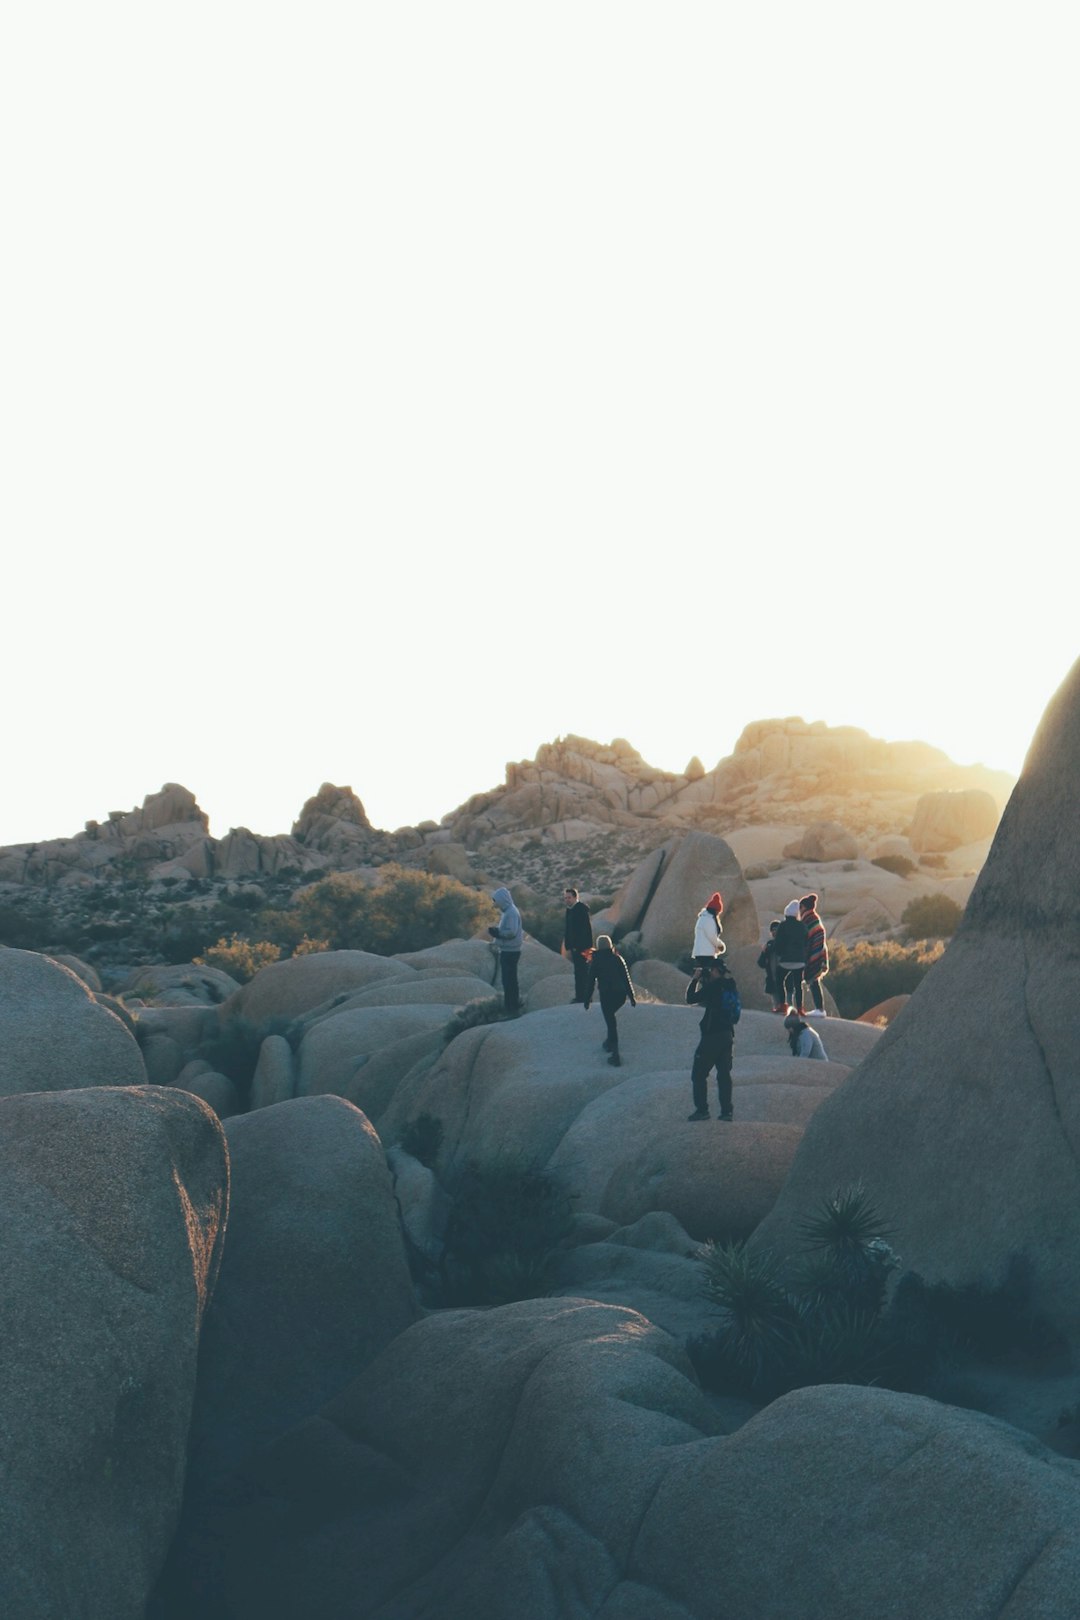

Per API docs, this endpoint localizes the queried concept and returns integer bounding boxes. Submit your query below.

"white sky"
[2,5,1076,845]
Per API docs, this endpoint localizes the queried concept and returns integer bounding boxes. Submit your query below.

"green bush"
[0,905,53,950]
[438,1159,575,1306]
[262,864,493,956]
[826,940,945,1019]
[871,853,915,878]
[901,893,963,941]
[688,1185,899,1400]
[195,934,282,983]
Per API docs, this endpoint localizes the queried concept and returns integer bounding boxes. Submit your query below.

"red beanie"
[706,892,723,914]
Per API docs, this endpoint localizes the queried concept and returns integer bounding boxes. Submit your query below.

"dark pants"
[807,973,825,1012]
[600,994,624,1053]
[499,951,521,1012]
[780,965,804,1011]
[570,951,591,1003]
[691,1030,733,1113]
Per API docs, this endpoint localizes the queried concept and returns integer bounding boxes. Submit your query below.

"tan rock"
[911,788,1000,853]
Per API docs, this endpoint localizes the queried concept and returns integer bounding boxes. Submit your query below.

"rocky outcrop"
[753,654,1080,1344]
[597,829,759,962]
[910,787,1000,853]
[0,1086,227,1618]
[291,782,374,857]
[165,1096,418,1612]
[208,1300,1080,1620]
[0,947,147,1096]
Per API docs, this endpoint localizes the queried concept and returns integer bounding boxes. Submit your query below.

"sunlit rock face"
[0,946,146,1096]
[910,786,1000,852]
[0,1085,227,1619]
[753,654,1080,1344]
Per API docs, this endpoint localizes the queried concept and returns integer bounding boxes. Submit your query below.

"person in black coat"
[563,886,594,1003]
[685,957,740,1120]
[583,935,636,1067]
[773,901,809,1015]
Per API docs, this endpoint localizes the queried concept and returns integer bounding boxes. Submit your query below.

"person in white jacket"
[691,892,724,968]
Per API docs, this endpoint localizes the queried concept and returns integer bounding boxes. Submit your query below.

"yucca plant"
[697,1242,802,1393]
[797,1185,899,1313]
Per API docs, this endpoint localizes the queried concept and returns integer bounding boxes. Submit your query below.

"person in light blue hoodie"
[488,886,523,1012]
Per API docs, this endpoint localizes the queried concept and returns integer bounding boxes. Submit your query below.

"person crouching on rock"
[686,955,741,1121]
[799,892,829,1017]
[785,1010,828,1060]
[488,886,523,1013]
[583,935,636,1067]
[692,891,725,969]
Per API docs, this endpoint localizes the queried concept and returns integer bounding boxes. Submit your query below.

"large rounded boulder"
[0,947,147,1096]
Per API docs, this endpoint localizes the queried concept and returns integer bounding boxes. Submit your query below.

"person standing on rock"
[563,886,594,1004]
[685,956,741,1121]
[785,1011,828,1059]
[799,893,829,1017]
[773,899,809,1014]
[488,886,523,1014]
[583,934,636,1066]
[757,919,781,1003]
[691,892,725,968]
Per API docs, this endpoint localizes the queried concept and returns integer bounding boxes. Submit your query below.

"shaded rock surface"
[0,1086,227,1619]
[754,654,1080,1345]
[0,946,147,1096]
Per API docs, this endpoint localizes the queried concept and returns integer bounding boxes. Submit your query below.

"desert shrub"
[399,1112,444,1168]
[826,940,945,1019]
[195,934,282,983]
[688,1185,899,1400]
[901,893,963,941]
[872,853,915,878]
[438,1159,575,1306]
[194,1015,297,1104]
[263,865,493,956]
[443,995,512,1046]
[292,934,330,956]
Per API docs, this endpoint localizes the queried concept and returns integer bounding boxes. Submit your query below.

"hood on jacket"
[492,887,514,910]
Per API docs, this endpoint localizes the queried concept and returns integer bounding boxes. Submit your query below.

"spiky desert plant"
[697,1242,801,1392]
[797,1184,899,1313]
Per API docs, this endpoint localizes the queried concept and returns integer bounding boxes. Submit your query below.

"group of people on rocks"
[486,879,830,1121]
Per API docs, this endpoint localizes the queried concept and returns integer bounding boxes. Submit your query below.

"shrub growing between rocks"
[442,996,514,1046]
[827,940,945,1018]
[438,1160,575,1307]
[261,865,493,956]
[871,853,915,878]
[901,893,963,940]
[195,934,282,983]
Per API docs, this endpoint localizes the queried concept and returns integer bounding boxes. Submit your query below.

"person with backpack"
[685,956,741,1121]
[691,892,725,968]
[583,934,637,1067]
[784,1011,828,1060]
[773,899,809,1015]
[487,886,523,1013]
[756,919,781,1003]
[799,892,829,1016]
[563,885,594,1004]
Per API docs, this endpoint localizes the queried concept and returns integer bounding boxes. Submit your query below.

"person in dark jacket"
[799,893,829,1016]
[488,886,523,1013]
[756,919,781,1002]
[773,900,809,1015]
[563,886,594,1003]
[583,934,636,1066]
[685,957,740,1120]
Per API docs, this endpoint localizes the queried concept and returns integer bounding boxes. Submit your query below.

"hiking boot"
[608,1052,622,1067]
[686,1108,710,1121]
[719,1108,734,1122]
[807,1008,827,1018]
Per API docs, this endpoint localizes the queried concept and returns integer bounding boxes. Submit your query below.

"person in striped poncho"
[799,893,829,1016]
